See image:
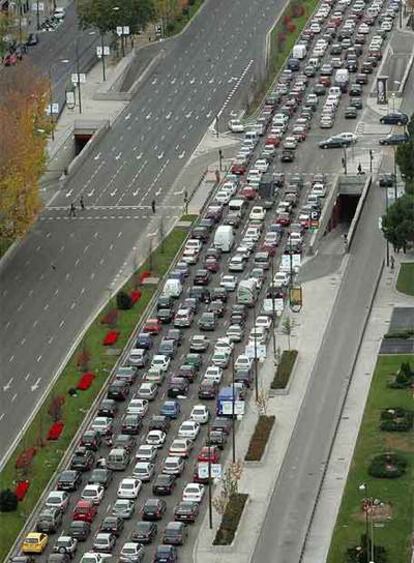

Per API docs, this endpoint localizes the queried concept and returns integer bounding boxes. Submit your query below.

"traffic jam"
[14,0,401,560]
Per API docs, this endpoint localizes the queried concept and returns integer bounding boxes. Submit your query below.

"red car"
[204,257,220,273]
[197,446,221,463]
[261,243,277,256]
[240,186,257,200]
[143,318,162,335]
[265,135,281,147]
[319,76,331,87]
[72,500,97,523]
[230,161,247,175]
[276,212,291,227]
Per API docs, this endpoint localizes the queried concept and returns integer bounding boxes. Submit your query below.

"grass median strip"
[0,217,196,560]
[327,354,414,563]
[396,262,414,296]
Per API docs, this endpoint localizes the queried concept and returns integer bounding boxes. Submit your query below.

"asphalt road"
[0,0,286,468]
[14,127,325,562]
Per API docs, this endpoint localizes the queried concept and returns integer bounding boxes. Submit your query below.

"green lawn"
[0,217,196,560]
[327,354,414,563]
[396,262,414,296]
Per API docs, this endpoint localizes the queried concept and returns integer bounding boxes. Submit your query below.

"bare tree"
[212,461,243,515]
[255,389,270,416]
[281,316,296,351]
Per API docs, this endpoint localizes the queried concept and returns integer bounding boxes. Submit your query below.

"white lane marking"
[31,378,41,391]
[25,372,31,381]
[3,377,13,391]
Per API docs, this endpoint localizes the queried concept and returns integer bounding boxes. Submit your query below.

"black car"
[152,474,176,495]
[100,516,124,537]
[154,545,178,563]
[191,226,210,241]
[174,501,200,523]
[198,217,215,231]
[68,520,91,541]
[379,112,409,126]
[346,60,358,73]
[70,447,95,472]
[344,106,358,119]
[206,429,228,450]
[157,295,174,310]
[350,98,363,110]
[355,73,368,85]
[188,286,210,303]
[142,498,167,521]
[88,468,113,488]
[130,521,158,544]
[162,521,188,546]
[166,328,182,347]
[194,269,211,286]
[361,61,374,74]
[210,287,228,303]
[80,430,102,451]
[224,213,241,228]
[121,414,142,435]
[177,364,197,383]
[349,84,362,97]
[198,379,219,400]
[378,173,396,187]
[167,377,189,398]
[156,308,174,324]
[56,470,82,491]
[198,312,216,331]
[158,338,177,359]
[319,137,350,149]
[212,417,233,435]
[148,415,171,433]
[280,150,295,162]
[379,133,409,146]
[97,398,118,418]
[208,300,226,318]
[234,367,253,388]
[107,380,129,401]
[113,434,137,453]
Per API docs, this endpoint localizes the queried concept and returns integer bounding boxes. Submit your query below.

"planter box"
[212,494,250,550]
[244,417,276,466]
[269,350,299,396]
[245,415,276,463]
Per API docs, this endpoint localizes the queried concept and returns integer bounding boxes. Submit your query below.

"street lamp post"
[359,483,370,559]
[207,414,213,529]
[100,33,106,81]
[231,346,236,463]
[253,297,258,401]
[75,40,82,114]
[270,249,277,359]
[36,0,40,30]
[48,59,69,140]
[218,149,223,171]
[393,146,398,200]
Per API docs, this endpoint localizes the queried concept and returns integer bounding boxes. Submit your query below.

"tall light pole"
[384,181,390,267]
[253,296,258,401]
[270,250,277,359]
[48,59,70,140]
[231,345,236,463]
[358,483,370,559]
[75,40,82,114]
[36,0,40,30]
[207,414,213,529]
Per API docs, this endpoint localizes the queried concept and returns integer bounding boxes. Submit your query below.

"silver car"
[112,498,135,519]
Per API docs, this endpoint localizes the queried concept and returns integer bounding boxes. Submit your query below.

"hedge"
[368,453,408,479]
[271,350,298,389]
[380,408,413,432]
[245,415,275,461]
[213,493,248,545]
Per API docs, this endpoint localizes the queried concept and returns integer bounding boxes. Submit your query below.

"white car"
[117,478,142,499]
[54,7,65,19]
[255,159,269,173]
[229,254,246,272]
[136,382,158,401]
[246,169,262,183]
[81,553,111,563]
[337,131,357,144]
[145,430,166,448]
[220,275,237,292]
[249,326,267,345]
[120,543,144,562]
[228,119,245,133]
[178,420,200,440]
[234,354,253,371]
[215,337,234,355]
[214,190,232,205]
[162,456,185,475]
[190,404,210,424]
[169,438,193,458]
[151,354,170,373]
[249,206,266,222]
[273,271,290,287]
[91,417,113,435]
[45,490,69,512]
[256,315,273,330]
[127,398,149,416]
[135,444,157,462]
[182,483,205,503]
[81,484,105,505]
[204,366,223,383]
[311,183,326,198]
[132,461,155,482]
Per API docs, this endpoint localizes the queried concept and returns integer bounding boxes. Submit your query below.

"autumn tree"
[0,61,49,241]
[77,0,155,35]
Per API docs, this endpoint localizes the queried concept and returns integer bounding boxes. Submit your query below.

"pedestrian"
[80,196,85,210]
[390,256,395,270]
[51,263,56,271]
[357,163,362,175]
[151,199,156,214]
[69,203,76,217]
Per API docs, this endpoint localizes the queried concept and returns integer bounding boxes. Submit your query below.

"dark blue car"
[379,112,409,126]
[153,544,178,563]
[136,333,153,350]
[160,400,181,419]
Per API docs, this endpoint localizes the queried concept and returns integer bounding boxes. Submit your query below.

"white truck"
[334,69,349,92]
[292,44,307,59]
[214,225,235,252]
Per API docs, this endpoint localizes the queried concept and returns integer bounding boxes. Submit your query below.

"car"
[88,468,113,489]
[36,507,63,534]
[151,354,170,373]
[256,315,272,331]
[197,446,221,463]
[97,398,118,418]
[198,379,219,399]
[190,334,210,353]
[162,456,185,476]
[198,312,216,331]
[208,300,226,318]
[206,429,228,450]
[157,294,174,310]
[379,133,409,145]
[211,349,230,368]
[182,483,205,503]
[378,173,395,187]
[143,318,162,335]
[154,545,178,563]
[127,348,149,368]
[112,498,135,519]
[280,150,295,162]
[160,400,181,418]
[53,535,78,557]
[121,414,142,435]
[228,119,245,132]
[92,532,116,554]
[190,404,210,424]
[107,381,129,402]
[350,98,362,110]
[220,274,237,291]
[144,366,166,386]
[344,106,358,119]
[379,112,408,125]
[80,430,102,451]
[226,324,244,343]
[80,553,109,563]
[149,415,171,433]
[45,490,69,512]
[169,438,193,458]
[235,355,254,372]
[127,398,149,416]
[177,363,197,382]
[135,444,157,463]
[174,500,200,523]
[229,254,247,272]
[130,521,158,544]
[91,416,114,436]
[135,332,153,350]
[146,430,167,448]
[99,516,124,538]
[173,307,194,328]
[319,136,351,149]
[81,484,105,505]
[152,473,176,495]
[136,382,158,401]
[68,521,91,542]
[167,376,189,398]
[204,256,221,272]
[132,461,155,482]
[162,521,188,546]
[158,338,177,359]
[119,542,144,563]
[56,470,82,492]
[178,420,200,440]
[22,533,48,554]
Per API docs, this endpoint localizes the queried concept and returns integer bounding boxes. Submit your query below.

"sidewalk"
[302,250,414,563]
[194,232,350,562]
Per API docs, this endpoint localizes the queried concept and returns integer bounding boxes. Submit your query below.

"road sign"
[46,102,59,116]
[221,400,245,416]
[71,73,86,84]
[378,216,383,231]
[280,254,301,273]
[116,26,130,36]
[32,2,44,11]
[244,344,266,359]
[65,90,75,109]
[198,463,222,479]
[96,46,110,57]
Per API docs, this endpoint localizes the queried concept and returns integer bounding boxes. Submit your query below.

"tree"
[77,0,155,35]
[382,193,414,252]
[281,316,296,350]
[116,290,132,310]
[212,461,243,515]
[0,489,18,512]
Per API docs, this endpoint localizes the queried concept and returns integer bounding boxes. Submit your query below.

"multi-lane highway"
[0,0,286,467]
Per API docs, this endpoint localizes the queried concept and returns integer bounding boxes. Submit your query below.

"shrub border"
[212,493,249,546]
[271,350,298,389]
[245,415,276,462]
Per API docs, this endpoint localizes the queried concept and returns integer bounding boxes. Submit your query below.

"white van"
[244,130,259,144]
[293,44,307,59]
[214,225,235,252]
[163,278,182,298]
[229,199,247,217]
[237,279,258,307]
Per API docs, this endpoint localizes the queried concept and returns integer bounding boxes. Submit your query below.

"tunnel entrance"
[74,133,92,156]
[327,193,360,231]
